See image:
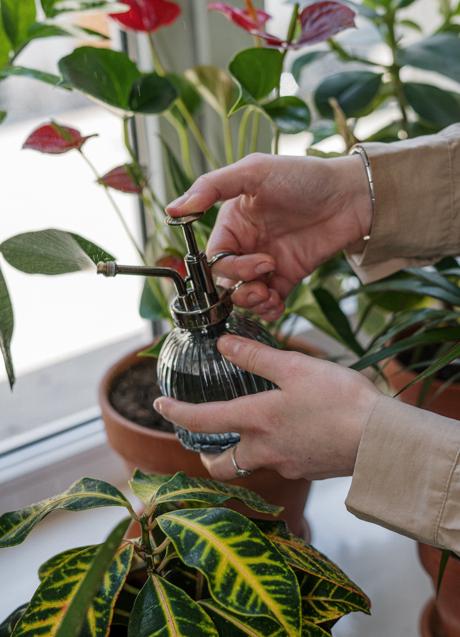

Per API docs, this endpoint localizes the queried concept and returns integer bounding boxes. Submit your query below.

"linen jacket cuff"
[346,124,460,283]
[346,395,460,555]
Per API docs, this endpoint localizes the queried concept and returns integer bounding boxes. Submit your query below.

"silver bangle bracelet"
[350,145,374,241]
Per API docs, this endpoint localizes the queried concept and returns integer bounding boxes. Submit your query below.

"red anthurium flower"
[208,1,355,49]
[208,2,285,46]
[99,164,144,193]
[110,0,181,33]
[23,122,96,154]
[156,254,187,280]
[297,1,356,47]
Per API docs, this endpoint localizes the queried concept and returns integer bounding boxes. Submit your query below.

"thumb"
[218,335,288,387]
[165,155,268,216]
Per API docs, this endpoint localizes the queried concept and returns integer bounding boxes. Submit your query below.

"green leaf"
[1,0,36,50]
[312,288,364,356]
[128,575,218,637]
[138,334,168,359]
[0,65,68,88]
[347,275,460,306]
[201,600,285,637]
[229,48,283,113]
[404,82,460,128]
[301,620,331,636]
[397,34,460,84]
[185,65,237,115]
[394,342,460,397]
[0,10,12,68]
[59,47,177,114]
[128,469,171,505]
[351,327,460,371]
[0,605,27,637]
[158,507,301,636]
[263,97,311,134]
[314,71,383,118]
[11,519,132,637]
[151,472,283,514]
[0,111,6,124]
[0,229,114,275]
[139,279,169,321]
[41,0,125,18]
[0,477,129,547]
[167,72,202,123]
[437,549,451,595]
[291,51,329,84]
[399,18,422,32]
[161,139,192,196]
[0,266,15,389]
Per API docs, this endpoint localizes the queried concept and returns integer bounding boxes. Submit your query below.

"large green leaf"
[0,265,14,389]
[397,33,460,84]
[314,71,383,118]
[0,477,130,547]
[139,471,283,514]
[0,229,114,275]
[291,51,329,84]
[404,82,460,128]
[127,575,218,637]
[158,507,301,636]
[229,48,283,113]
[41,0,125,18]
[185,65,237,115]
[351,327,460,371]
[129,470,170,505]
[201,600,285,637]
[0,65,67,88]
[59,47,177,114]
[1,0,35,50]
[263,97,311,134]
[312,288,364,356]
[139,279,170,321]
[0,10,12,68]
[11,519,131,637]
[346,277,460,307]
[0,605,27,637]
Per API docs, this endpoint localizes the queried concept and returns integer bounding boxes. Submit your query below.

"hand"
[153,335,380,482]
[166,153,372,320]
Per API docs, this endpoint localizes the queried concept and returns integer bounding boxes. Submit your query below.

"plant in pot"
[0,0,360,537]
[0,470,371,636]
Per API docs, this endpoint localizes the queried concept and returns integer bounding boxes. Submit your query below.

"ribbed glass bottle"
[157,312,278,453]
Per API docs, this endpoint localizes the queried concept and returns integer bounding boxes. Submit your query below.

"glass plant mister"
[98,213,277,454]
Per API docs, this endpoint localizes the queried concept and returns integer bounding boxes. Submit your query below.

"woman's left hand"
[153,335,379,482]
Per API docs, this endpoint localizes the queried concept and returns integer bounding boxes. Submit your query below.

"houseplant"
[0,470,371,636]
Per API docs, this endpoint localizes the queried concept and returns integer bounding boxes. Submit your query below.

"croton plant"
[0,471,371,635]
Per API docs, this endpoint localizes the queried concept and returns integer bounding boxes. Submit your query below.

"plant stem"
[222,112,234,164]
[148,33,220,170]
[79,149,145,262]
[249,110,261,153]
[237,108,252,158]
[385,10,409,134]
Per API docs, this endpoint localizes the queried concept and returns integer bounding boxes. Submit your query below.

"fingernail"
[255,262,275,275]
[166,191,203,213]
[153,398,163,413]
[247,292,261,304]
[218,335,240,357]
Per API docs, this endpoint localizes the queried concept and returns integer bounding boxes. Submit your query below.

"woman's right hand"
[166,153,372,320]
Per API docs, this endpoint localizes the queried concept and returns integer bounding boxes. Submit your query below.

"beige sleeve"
[346,124,460,283]
[346,395,460,555]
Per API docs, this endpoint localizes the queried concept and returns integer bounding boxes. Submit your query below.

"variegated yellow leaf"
[301,619,331,636]
[129,470,170,506]
[153,472,282,515]
[0,478,130,547]
[12,518,131,637]
[200,600,285,636]
[158,508,301,636]
[127,575,218,636]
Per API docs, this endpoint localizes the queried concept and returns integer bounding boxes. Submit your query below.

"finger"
[165,155,268,216]
[251,288,283,315]
[211,253,275,282]
[217,335,289,385]
[201,443,258,482]
[231,280,271,308]
[153,393,270,434]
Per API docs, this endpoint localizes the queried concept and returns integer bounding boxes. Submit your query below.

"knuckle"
[241,152,266,170]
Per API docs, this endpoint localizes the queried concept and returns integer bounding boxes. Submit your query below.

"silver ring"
[231,445,252,478]
[208,251,235,267]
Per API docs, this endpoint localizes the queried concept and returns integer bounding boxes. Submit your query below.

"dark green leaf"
[161,140,192,197]
[168,72,201,117]
[0,266,15,389]
[26,22,69,39]
[0,65,68,88]
[0,229,114,275]
[394,343,460,397]
[346,277,460,306]
[0,111,6,124]
[229,48,283,113]
[399,18,422,32]
[0,604,28,637]
[138,334,168,359]
[128,73,177,114]
[263,96,311,134]
[139,279,169,321]
[312,288,364,355]
[12,519,131,637]
[351,327,460,371]
[0,10,12,67]
[201,600,285,636]
[158,508,301,635]
[437,549,451,595]
[1,0,36,50]
[310,120,337,145]
[0,477,130,547]
[404,82,460,128]
[127,575,218,637]
[41,0,123,18]
[314,71,383,118]
[291,51,329,83]
[397,34,460,83]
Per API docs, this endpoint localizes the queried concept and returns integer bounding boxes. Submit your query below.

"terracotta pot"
[99,337,322,539]
[386,355,460,637]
